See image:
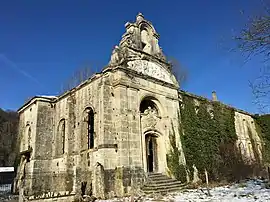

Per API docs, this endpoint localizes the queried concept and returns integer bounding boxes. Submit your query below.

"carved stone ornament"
[119,23,138,49]
[141,106,159,129]
[109,46,124,65]
[127,60,173,84]
[108,13,168,67]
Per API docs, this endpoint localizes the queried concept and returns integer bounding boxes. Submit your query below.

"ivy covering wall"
[254,114,270,164]
[167,94,260,183]
[166,121,186,182]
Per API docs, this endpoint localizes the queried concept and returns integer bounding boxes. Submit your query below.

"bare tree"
[168,57,188,87]
[233,1,270,113]
[249,66,270,113]
[234,2,270,61]
[60,65,95,94]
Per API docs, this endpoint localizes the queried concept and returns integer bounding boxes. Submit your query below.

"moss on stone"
[254,114,270,164]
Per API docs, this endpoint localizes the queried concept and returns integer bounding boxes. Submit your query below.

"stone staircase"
[142,173,184,194]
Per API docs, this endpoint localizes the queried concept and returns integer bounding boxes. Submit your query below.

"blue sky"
[0,0,266,113]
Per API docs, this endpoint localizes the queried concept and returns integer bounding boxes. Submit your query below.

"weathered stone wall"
[111,68,182,175]
[72,76,104,197]
[18,101,38,154]
[35,101,54,160]
[16,70,266,201]
[30,101,54,196]
[235,111,263,163]
[41,77,103,198]
[14,100,38,195]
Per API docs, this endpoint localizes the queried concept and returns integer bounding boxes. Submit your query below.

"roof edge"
[17,96,56,113]
[179,90,255,117]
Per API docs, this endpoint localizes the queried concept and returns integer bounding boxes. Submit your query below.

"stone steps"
[143,185,184,194]
[148,175,172,180]
[143,183,183,190]
[142,173,184,194]
[144,180,182,187]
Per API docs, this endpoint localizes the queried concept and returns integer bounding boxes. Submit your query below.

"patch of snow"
[97,179,270,202]
[170,180,270,202]
[0,167,14,172]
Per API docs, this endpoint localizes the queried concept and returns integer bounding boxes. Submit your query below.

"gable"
[127,60,175,84]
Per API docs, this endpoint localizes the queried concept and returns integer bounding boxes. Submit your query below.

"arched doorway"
[145,134,158,172]
[140,97,161,173]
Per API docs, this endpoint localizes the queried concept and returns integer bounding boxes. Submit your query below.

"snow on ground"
[172,179,270,202]
[98,180,270,202]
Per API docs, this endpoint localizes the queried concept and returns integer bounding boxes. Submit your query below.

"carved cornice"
[110,66,179,89]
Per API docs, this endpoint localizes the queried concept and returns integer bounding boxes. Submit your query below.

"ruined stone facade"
[15,14,264,201]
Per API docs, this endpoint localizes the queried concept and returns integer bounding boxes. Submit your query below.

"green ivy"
[167,120,187,182]
[166,94,269,182]
[254,114,270,164]
[178,95,242,181]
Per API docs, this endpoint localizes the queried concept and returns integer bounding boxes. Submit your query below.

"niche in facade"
[140,98,160,130]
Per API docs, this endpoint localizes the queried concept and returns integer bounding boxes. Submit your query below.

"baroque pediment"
[107,13,179,87]
[127,60,174,84]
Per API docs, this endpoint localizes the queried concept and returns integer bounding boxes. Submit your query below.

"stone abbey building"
[15,14,265,201]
